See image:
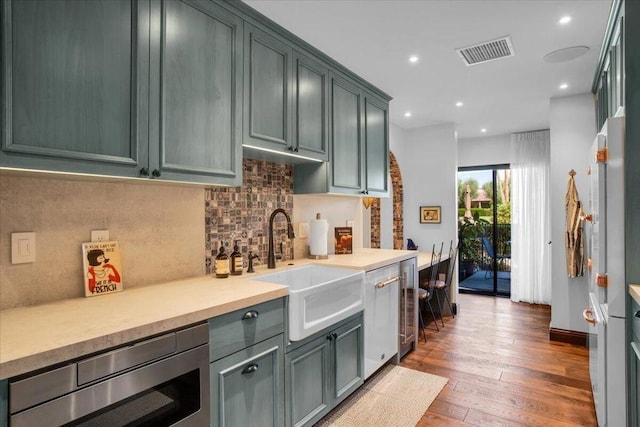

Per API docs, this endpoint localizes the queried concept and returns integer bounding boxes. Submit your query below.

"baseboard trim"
[549,327,587,347]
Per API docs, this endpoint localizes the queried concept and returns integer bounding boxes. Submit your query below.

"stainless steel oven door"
[10,344,209,427]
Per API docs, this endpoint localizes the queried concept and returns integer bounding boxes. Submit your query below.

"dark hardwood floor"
[401,293,597,426]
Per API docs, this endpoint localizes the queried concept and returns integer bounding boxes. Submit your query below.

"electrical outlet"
[298,222,309,238]
[91,230,109,242]
[346,220,354,228]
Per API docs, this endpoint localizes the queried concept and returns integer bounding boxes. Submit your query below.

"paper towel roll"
[309,219,329,256]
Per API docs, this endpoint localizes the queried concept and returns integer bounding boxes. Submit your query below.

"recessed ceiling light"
[456,101,464,107]
[404,112,412,118]
[481,128,487,133]
[559,16,572,24]
[560,83,569,90]
[409,55,419,64]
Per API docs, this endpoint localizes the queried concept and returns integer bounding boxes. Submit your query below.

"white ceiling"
[243,0,612,139]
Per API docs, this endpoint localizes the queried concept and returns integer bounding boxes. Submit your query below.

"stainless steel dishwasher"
[9,323,210,427]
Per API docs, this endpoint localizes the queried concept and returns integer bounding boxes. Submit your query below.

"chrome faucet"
[268,208,295,269]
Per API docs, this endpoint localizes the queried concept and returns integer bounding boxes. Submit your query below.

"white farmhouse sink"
[253,265,364,341]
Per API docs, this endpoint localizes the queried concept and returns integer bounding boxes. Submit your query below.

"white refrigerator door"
[588,292,607,427]
[589,132,607,305]
[603,117,625,319]
[606,314,627,427]
[590,117,626,318]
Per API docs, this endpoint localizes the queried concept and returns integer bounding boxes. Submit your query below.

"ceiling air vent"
[456,36,515,66]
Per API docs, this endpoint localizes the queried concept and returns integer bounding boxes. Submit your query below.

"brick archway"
[370,151,403,249]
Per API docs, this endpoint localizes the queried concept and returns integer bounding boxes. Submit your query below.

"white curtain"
[510,130,552,304]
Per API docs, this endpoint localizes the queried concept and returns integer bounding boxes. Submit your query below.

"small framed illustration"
[82,241,123,297]
[334,227,353,254]
[420,206,441,224]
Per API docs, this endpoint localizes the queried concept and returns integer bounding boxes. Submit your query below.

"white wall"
[392,123,458,256]
[549,93,596,333]
[0,174,205,309]
[292,194,362,259]
[458,134,512,167]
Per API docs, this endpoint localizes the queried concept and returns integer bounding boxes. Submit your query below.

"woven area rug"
[316,365,448,427]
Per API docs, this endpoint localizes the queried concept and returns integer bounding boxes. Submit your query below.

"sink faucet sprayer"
[268,208,295,269]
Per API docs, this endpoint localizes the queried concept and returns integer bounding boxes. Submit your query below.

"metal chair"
[434,240,457,322]
[418,242,444,341]
[482,236,510,279]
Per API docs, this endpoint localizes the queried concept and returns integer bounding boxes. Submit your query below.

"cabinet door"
[332,316,364,406]
[330,73,363,194]
[285,334,331,427]
[1,0,149,177]
[211,334,284,427]
[0,379,6,427]
[151,0,242,185]
[632,341,640,427]
[293,52,328,161]
[364,92,389,196]
[244,24,293,152]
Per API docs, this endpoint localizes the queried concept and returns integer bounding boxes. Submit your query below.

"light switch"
[11,232,36,264]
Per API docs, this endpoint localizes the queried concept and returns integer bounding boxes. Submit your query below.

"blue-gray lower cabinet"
[0,379,7,427]
[210,334,284,427]
[631,340,640,427]
[285,312,364,427]
[630,297,640,427]
[209,297,285,427]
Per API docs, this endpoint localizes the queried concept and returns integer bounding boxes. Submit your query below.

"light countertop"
[0,248,416,380]
[630,285,640,306]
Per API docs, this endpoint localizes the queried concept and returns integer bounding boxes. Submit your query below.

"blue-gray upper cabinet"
[363,91,389,196]
[1,0,149,177]
[294,73,389,196]
[243,24,294,153]
[243,24,328,162]
[1,0,242,186]
[150,0,242,185]
[293,51,329,161]
[330,73,364,193]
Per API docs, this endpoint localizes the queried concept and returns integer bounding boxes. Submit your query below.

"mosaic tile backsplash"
[205,159,294,274]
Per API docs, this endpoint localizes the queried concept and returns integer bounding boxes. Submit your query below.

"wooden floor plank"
[401,293,597,426]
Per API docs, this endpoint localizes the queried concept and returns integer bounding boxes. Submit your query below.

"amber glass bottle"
[230,240,243,275]
[215,241,230,278]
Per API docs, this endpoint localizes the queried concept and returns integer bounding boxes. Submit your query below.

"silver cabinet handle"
[376,275,400,289]
[242,363,259,374]
[242,310,259,320]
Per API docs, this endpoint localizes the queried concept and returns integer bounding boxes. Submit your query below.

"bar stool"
[434,240,457,323]
[418,242,444,340]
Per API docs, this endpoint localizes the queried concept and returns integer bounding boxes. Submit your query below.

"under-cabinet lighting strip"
[242,144,324,163]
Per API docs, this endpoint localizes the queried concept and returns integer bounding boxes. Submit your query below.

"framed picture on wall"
[420,206,441,224]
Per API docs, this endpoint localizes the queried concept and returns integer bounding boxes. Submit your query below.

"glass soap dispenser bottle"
[230,240,243,276]
[215,241,230,278]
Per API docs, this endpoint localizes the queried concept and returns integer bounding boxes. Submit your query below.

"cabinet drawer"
[209,298,285,361]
